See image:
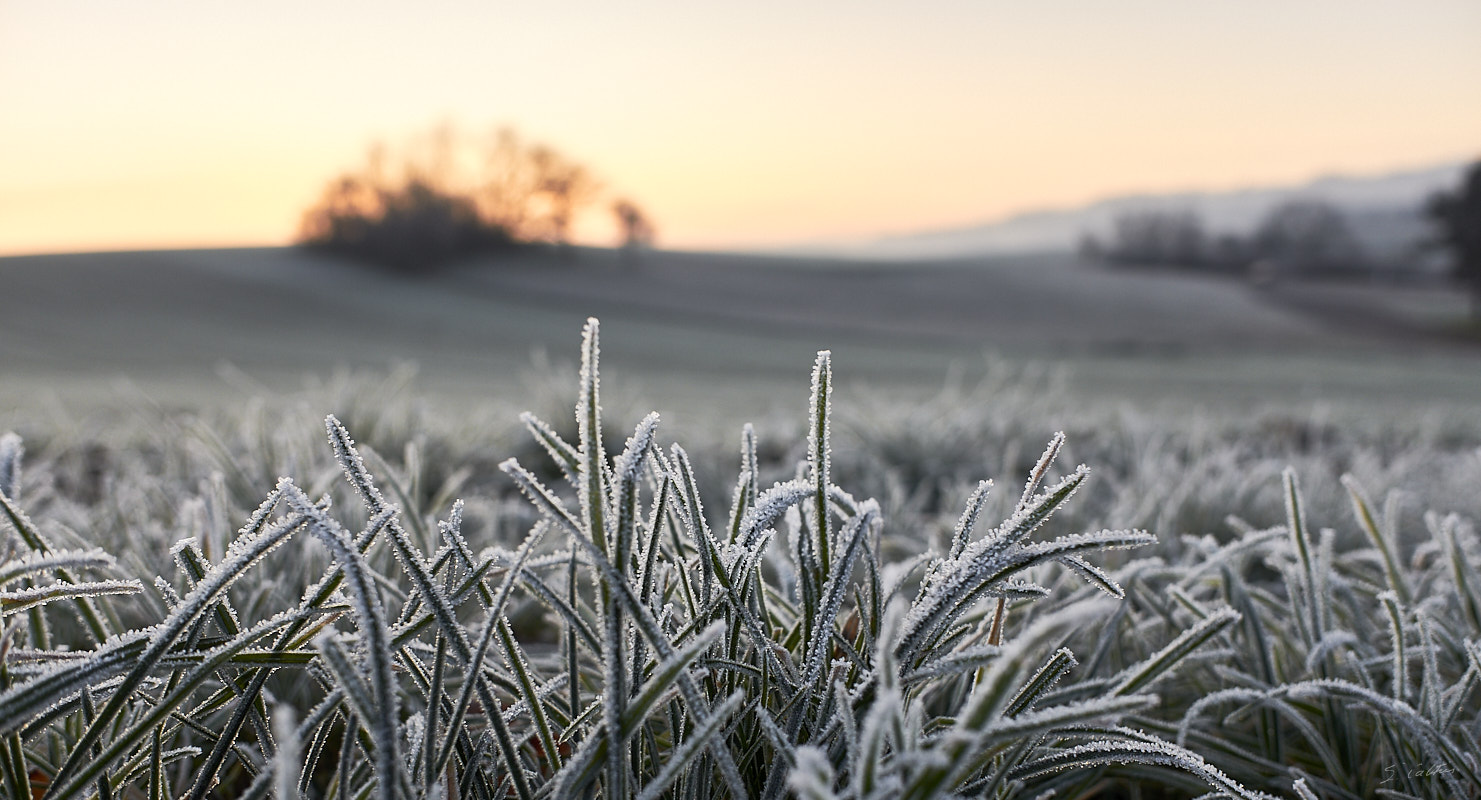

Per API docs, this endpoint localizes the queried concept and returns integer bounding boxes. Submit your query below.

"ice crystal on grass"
[0,432,22,501]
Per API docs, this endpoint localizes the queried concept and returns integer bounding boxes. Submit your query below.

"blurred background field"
[3,240,1479,571]
[3,244,1478,413]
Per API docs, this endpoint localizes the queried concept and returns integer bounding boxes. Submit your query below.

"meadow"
[1,247,1479,799]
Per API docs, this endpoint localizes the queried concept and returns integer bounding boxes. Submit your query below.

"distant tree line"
[1080,160,1481,321]
[298,124,655,271]
[1080,199,1365,277]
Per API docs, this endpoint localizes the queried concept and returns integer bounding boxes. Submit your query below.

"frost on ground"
[0,318,1479,799]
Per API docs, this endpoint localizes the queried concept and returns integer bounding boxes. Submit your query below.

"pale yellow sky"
[1,0,1478,255]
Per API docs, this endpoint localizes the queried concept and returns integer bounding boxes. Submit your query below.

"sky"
[1,0,1479,255]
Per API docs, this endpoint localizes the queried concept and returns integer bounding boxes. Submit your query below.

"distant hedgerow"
[1,319,1478,799]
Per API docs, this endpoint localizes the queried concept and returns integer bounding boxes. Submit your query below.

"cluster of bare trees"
[1080,160,1481,320]
[298,124,654,270]
[1081,200,1364,276]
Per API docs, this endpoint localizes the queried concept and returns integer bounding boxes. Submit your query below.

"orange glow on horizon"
[2,1,1479,257]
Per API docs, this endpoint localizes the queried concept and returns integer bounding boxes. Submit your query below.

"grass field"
[2,247,1480,799]
[5,244,1479,554]
[2,246,1478,412]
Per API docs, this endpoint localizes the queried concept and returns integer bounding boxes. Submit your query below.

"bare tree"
[1251,200,1364,275]
[476,128,544,240]
[1097,209,1207,266]
[612,198,656,248]
[474,129,602,246]
[527,146,600,246]
[1427,161,1481,320]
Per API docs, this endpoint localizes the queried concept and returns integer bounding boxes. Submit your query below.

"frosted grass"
[0,318,1477,798]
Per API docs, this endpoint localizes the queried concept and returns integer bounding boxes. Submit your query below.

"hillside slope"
[0,247,1476,411]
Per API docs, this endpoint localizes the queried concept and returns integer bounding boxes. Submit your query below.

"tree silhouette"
[528,145,600,246]
[1427,161,1481,320]
[1251,200,1363,274]
[299,123,639,270]
[1091,210,1207,266]
[475,128,597,245]
[298,174,503,271]
[612,198,656,249]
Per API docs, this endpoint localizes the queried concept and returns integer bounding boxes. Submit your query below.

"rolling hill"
[1,246,1477,419]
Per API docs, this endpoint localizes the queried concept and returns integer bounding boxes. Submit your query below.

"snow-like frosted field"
[2,254,1480,798]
